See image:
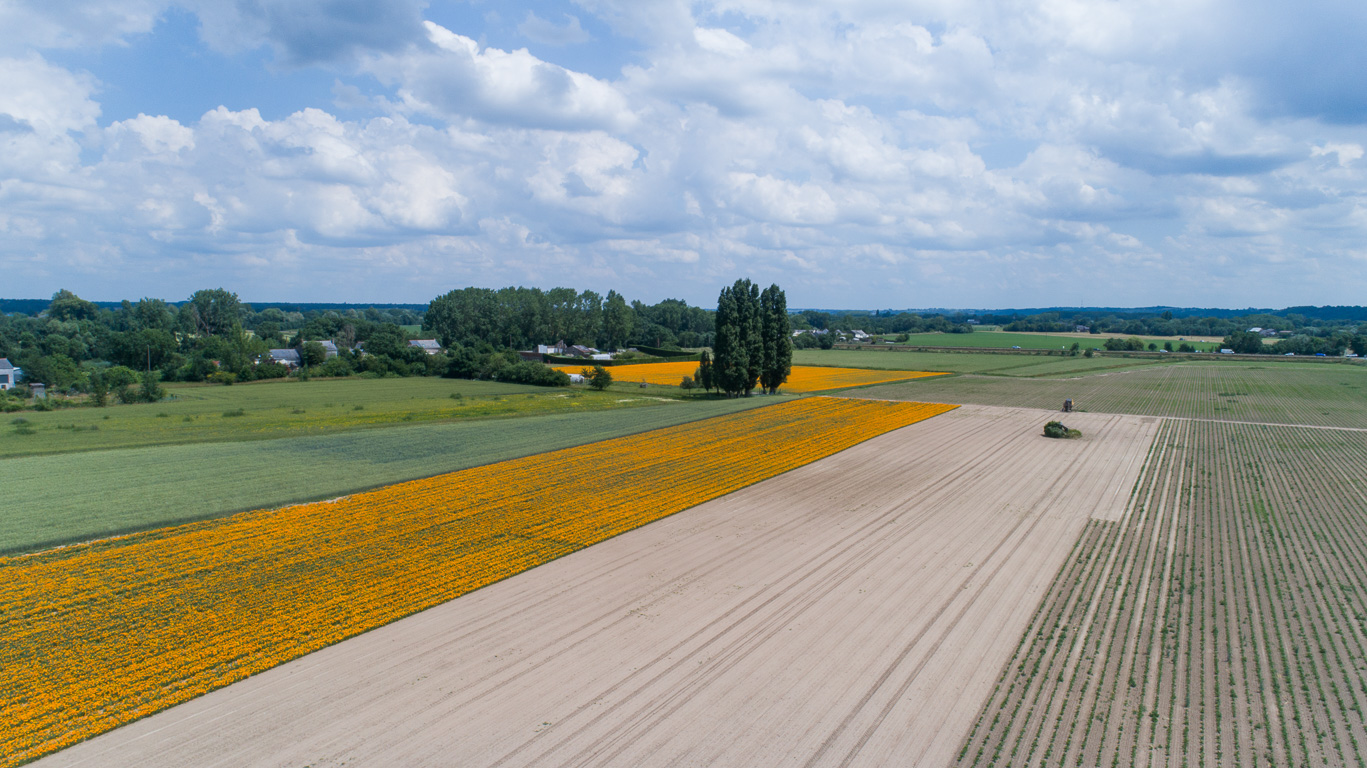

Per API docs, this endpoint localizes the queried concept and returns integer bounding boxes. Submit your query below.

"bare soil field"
[33,405,1157,768]
[856,362,1367,428]
[957,420,1367,767]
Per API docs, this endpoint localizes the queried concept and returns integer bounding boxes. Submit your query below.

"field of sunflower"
[0,396,955,766]
[551,361,947,391]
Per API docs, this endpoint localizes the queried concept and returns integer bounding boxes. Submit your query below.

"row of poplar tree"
[694,279,792,396]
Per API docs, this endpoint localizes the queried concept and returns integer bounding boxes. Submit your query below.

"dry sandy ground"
[37,405,1158,768]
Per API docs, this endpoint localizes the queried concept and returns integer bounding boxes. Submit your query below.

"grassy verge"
[0,395,790,554]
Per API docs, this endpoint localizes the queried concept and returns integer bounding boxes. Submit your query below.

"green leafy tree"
[602,290,635,350]
[46,289,100,322]
[130,298,176,331]
[88,369,111,406]
[301,341,328,368]
[98,365,140,403]
[136,369,165,402]
[424,287,499,348]
[20,353,85,390]
[1221,330,1265,354]
[181,288,244,338]
[444,347,483,379]
[587,364,613,391]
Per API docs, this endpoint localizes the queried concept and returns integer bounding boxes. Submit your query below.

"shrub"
[251,362,290,381]
[222,409,246,418]
[1043,421,1082,439]
[206,372,237,386]
[587,365,613,391]
[316,356,354,378]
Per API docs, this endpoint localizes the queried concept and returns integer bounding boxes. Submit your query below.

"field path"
[35,405,1158,768]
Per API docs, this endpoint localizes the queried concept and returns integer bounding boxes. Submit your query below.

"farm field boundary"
[27,405,1160,768]
[1,397,953,766]
[957,419,1367,767]
[0,395,789,555]
[854,363,1367,428]
[550,361,947,391]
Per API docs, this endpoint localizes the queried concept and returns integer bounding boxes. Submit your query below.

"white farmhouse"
[0,358,16,390]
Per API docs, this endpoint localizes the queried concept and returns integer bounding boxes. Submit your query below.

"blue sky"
[2,0,1365,308]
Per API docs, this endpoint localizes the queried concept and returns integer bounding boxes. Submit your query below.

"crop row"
[0,396,956,766]
[956,418,1367,766]
[552,361,947,392]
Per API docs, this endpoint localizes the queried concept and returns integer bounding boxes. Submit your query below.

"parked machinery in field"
[1063,398,1073,412]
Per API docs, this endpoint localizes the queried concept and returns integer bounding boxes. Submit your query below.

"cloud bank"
[1,0,1365,307]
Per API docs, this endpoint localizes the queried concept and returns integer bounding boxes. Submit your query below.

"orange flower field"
[0,397,956,766]
[552,361,947,391]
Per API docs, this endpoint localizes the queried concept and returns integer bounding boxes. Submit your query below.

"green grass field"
[884,330,1222,352]
[0,395,789,554]
[793,348,1173,378]
[853,361,1367,427]
[0,378,694,458]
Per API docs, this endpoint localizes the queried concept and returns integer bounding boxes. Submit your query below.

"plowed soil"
[34,405,1156,768]
[956,419,1367,767]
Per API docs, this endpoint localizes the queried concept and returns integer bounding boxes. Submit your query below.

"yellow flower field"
[0,397,956,766]
[552,361,947,391]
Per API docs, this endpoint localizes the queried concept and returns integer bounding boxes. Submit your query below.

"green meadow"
[0,377,692,458]
[886,330,1223,352]
[793,348,1174,378]
[1,392,787,553]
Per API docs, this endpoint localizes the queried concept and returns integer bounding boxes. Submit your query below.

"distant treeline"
[0,289,433,396]
[790,310,972,336]
[993,309,1366,340]
[423,286,715,351]
[5,286,1365,403]
[0,298,428,316]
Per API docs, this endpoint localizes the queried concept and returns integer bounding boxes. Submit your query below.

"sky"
[1,0,1365,309]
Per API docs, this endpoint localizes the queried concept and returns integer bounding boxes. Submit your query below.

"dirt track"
[36,405,1157,768]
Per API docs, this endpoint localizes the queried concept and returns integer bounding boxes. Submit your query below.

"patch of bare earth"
[35,405,1157,768]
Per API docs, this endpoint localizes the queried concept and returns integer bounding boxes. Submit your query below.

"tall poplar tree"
[760,284,792,393]
[712,287,747,396]
[696,349,714,393]
[740,280,762,395]
[713,278,789,397]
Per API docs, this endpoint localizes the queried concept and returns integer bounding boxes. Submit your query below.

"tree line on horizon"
[6,283,1366,408]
